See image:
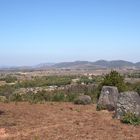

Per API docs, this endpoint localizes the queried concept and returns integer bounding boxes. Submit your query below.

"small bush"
[85,87,100,103]
[121,112,140,125]
[125,82,140,95]
[10,93,23,102]
[66,93,78,102]
[0,75,17,83]
[51,93,65,102]
[5,75,17,83]
[0,85,15,98]
[96,104,107,111]
[25,92,46,104]
[101,71,127,92]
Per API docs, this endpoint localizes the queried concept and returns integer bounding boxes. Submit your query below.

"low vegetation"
[127,72,140,78]
[10,92,69,104]
[100,70,127,92]
[0,75,17,83]
[121,112,140,125]
[16,75,74,88]
[0,71,140,105]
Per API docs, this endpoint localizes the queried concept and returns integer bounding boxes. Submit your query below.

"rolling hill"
[51,60,140,69]
[0,60,140,70]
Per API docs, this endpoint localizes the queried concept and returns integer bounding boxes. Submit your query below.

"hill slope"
[0,60,140,70]
[49,60,138,69]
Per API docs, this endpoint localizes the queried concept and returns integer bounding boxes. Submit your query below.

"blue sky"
[0,0,140,65]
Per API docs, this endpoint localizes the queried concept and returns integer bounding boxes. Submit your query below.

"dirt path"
[0,102,140,140]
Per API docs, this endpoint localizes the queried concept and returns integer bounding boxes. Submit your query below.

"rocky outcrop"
[97,86,119,111]
[74,95,92,105]
[115,91,140,119]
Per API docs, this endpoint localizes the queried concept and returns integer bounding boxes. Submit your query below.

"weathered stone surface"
[115,91,140,119]
[74,95,92,105]
[97,86,119,111]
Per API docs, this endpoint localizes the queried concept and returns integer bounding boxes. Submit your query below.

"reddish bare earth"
[0,102,140,140]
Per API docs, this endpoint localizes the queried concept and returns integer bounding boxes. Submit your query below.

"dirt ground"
[0,102,140,140]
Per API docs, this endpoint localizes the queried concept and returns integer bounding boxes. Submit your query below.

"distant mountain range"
[49,60,140,69]
[0,60,140,71]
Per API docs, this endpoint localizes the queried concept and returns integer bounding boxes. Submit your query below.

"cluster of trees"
[10,83,100,104]
[0,71,140,103]
[0,85,15,98]
[0,75,17,83]
[77,75,102,85]
[101,71,127,92]
[0,81,99,103]
[127,72,140,78]
[16,75,75,88]
[100,70,140,95]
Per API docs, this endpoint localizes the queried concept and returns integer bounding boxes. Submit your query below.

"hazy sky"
[0,0,140,65]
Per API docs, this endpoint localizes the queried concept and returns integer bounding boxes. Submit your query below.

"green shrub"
[5,75,17,83]
[77,76,95,84]
[51,93,65,102]
[126,82,140,96]
[0,75,17,83]
[101,71,127,92]
[96,104,107,111]
[133,83,140,96]
[121,112,140,125]
[17,75,73,88]
[10,93,23,102]
[84,86,100,103]
[127,73,140,78]
[25,92,46,104]
[65,93,78,102]
[0,85,15,98]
